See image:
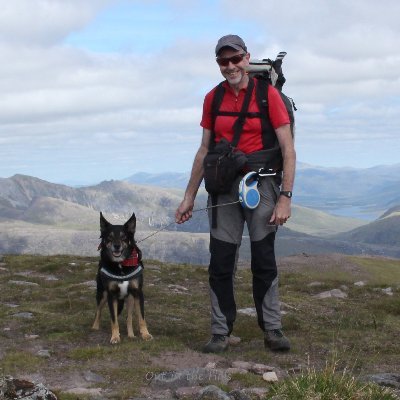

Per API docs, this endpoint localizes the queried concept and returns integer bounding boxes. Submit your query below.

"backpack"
[210,51,296,171]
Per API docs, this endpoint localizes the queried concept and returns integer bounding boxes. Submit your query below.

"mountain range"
[1,167,399,263]
[125,162,400,220]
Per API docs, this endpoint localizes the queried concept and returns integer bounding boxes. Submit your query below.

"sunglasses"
[216,53,246,67]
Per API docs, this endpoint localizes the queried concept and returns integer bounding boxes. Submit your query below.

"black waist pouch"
[203,138,246,195]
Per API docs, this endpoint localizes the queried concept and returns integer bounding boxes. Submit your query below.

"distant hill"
[380,205,400,219]
[0,174,364,236]
[286,205,365,236]
[124,171,190,189]
[0,173,399,262]
[294,163,400,218]
[331,214,400,248]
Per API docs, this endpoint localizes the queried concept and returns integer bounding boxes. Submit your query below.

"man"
[175,34,296,353]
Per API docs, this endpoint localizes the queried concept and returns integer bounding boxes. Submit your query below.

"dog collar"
[120,248,139,268]
[100,264,143,281]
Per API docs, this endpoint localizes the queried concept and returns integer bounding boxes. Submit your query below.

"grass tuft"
[269,356,398,400]
[0,350,45,375]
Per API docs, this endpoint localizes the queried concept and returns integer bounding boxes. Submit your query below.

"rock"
[262,371,278,382]
[354,281,366,287]
[137,388,174,399]
[382,287,393,296]
[0,376,57,400]
[150,368,230,390]
[25,334,39,340]
[237,308,257,317]
[229,389,252,400]
[168,284,189,294]
[83,371,105,383]
[175,386,202,399]
[45,275,59,281]
[204,362,217,369]
[373,287,394,295]
[228,335,241,345]
[231,361,253,371]
[226,368,248,375]
[307,281,324,287]
[250,363,275,375]
[279,301,297,311]
[242,387,270,398]
[363,373,400,389]
[313,289,347,299]
[8,280,39,287]
[195,385,231,400]
[13,312,34,319]
[64,387,103,397]
[37,349,51,358]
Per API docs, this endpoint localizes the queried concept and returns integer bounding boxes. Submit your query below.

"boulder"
[0,376,57,400]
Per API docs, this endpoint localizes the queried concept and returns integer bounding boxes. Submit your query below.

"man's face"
[216,48,250,86]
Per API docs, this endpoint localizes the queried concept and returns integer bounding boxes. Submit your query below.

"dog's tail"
[117,299,125,315]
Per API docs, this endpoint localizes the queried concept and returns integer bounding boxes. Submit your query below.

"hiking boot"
[264,329,290,352]
[203,334,229,353]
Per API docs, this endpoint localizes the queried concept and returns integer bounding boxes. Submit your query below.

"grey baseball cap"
[215,34,247,56]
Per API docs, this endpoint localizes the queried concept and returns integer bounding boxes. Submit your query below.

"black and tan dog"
[92,212,152,344]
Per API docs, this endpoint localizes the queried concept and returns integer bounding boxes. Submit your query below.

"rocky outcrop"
[0,376,57,400]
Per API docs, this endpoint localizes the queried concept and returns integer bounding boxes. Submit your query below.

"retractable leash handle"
[238,169,277,210]
[239,172,260,210]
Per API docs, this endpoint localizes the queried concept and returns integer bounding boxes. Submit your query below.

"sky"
[0,0,399,185]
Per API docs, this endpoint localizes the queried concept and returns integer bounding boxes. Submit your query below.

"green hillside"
[333,214,400,247]
[0,254,399,399]
[287,205,366,236]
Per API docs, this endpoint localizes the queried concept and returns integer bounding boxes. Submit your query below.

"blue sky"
[0,0,399,184]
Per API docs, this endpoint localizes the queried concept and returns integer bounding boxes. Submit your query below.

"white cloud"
[0,0,399,183]
[0,0,114,46]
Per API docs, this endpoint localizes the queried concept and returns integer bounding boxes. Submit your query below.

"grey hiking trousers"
[207,174,282,336]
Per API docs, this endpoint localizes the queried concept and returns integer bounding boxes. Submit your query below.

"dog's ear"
[100,212,110,234]
[124,212,136,235]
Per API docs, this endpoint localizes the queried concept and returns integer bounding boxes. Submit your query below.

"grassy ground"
[0,254,399,399]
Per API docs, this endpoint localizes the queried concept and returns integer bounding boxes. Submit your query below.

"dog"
[92,212,152,344]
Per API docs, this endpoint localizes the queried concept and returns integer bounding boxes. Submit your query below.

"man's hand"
[175,198,194,224]
[269,196,291,226]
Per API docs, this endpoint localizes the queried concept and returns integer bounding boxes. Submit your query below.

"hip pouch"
[203,138,246,194]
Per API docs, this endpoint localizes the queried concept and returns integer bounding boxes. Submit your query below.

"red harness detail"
[97,243,140,268]
[120,248,139,268]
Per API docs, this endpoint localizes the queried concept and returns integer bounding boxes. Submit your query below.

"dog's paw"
[127,333,137,340]
[110,335,121,344]
[141,332,153,341]
[91,323,100,331]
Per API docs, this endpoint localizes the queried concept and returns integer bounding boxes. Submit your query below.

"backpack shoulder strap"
[231,77,255,148]
[254,77,279,149]
[209,81,226,149]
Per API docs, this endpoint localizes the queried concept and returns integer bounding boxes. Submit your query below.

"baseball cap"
[215,34,247,56]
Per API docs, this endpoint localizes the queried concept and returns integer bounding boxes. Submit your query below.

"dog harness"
[99,248,143,281]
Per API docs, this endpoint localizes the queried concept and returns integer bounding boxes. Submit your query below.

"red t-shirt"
[200,78,290,154]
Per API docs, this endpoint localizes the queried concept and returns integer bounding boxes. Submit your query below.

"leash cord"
[136,200,240,244]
